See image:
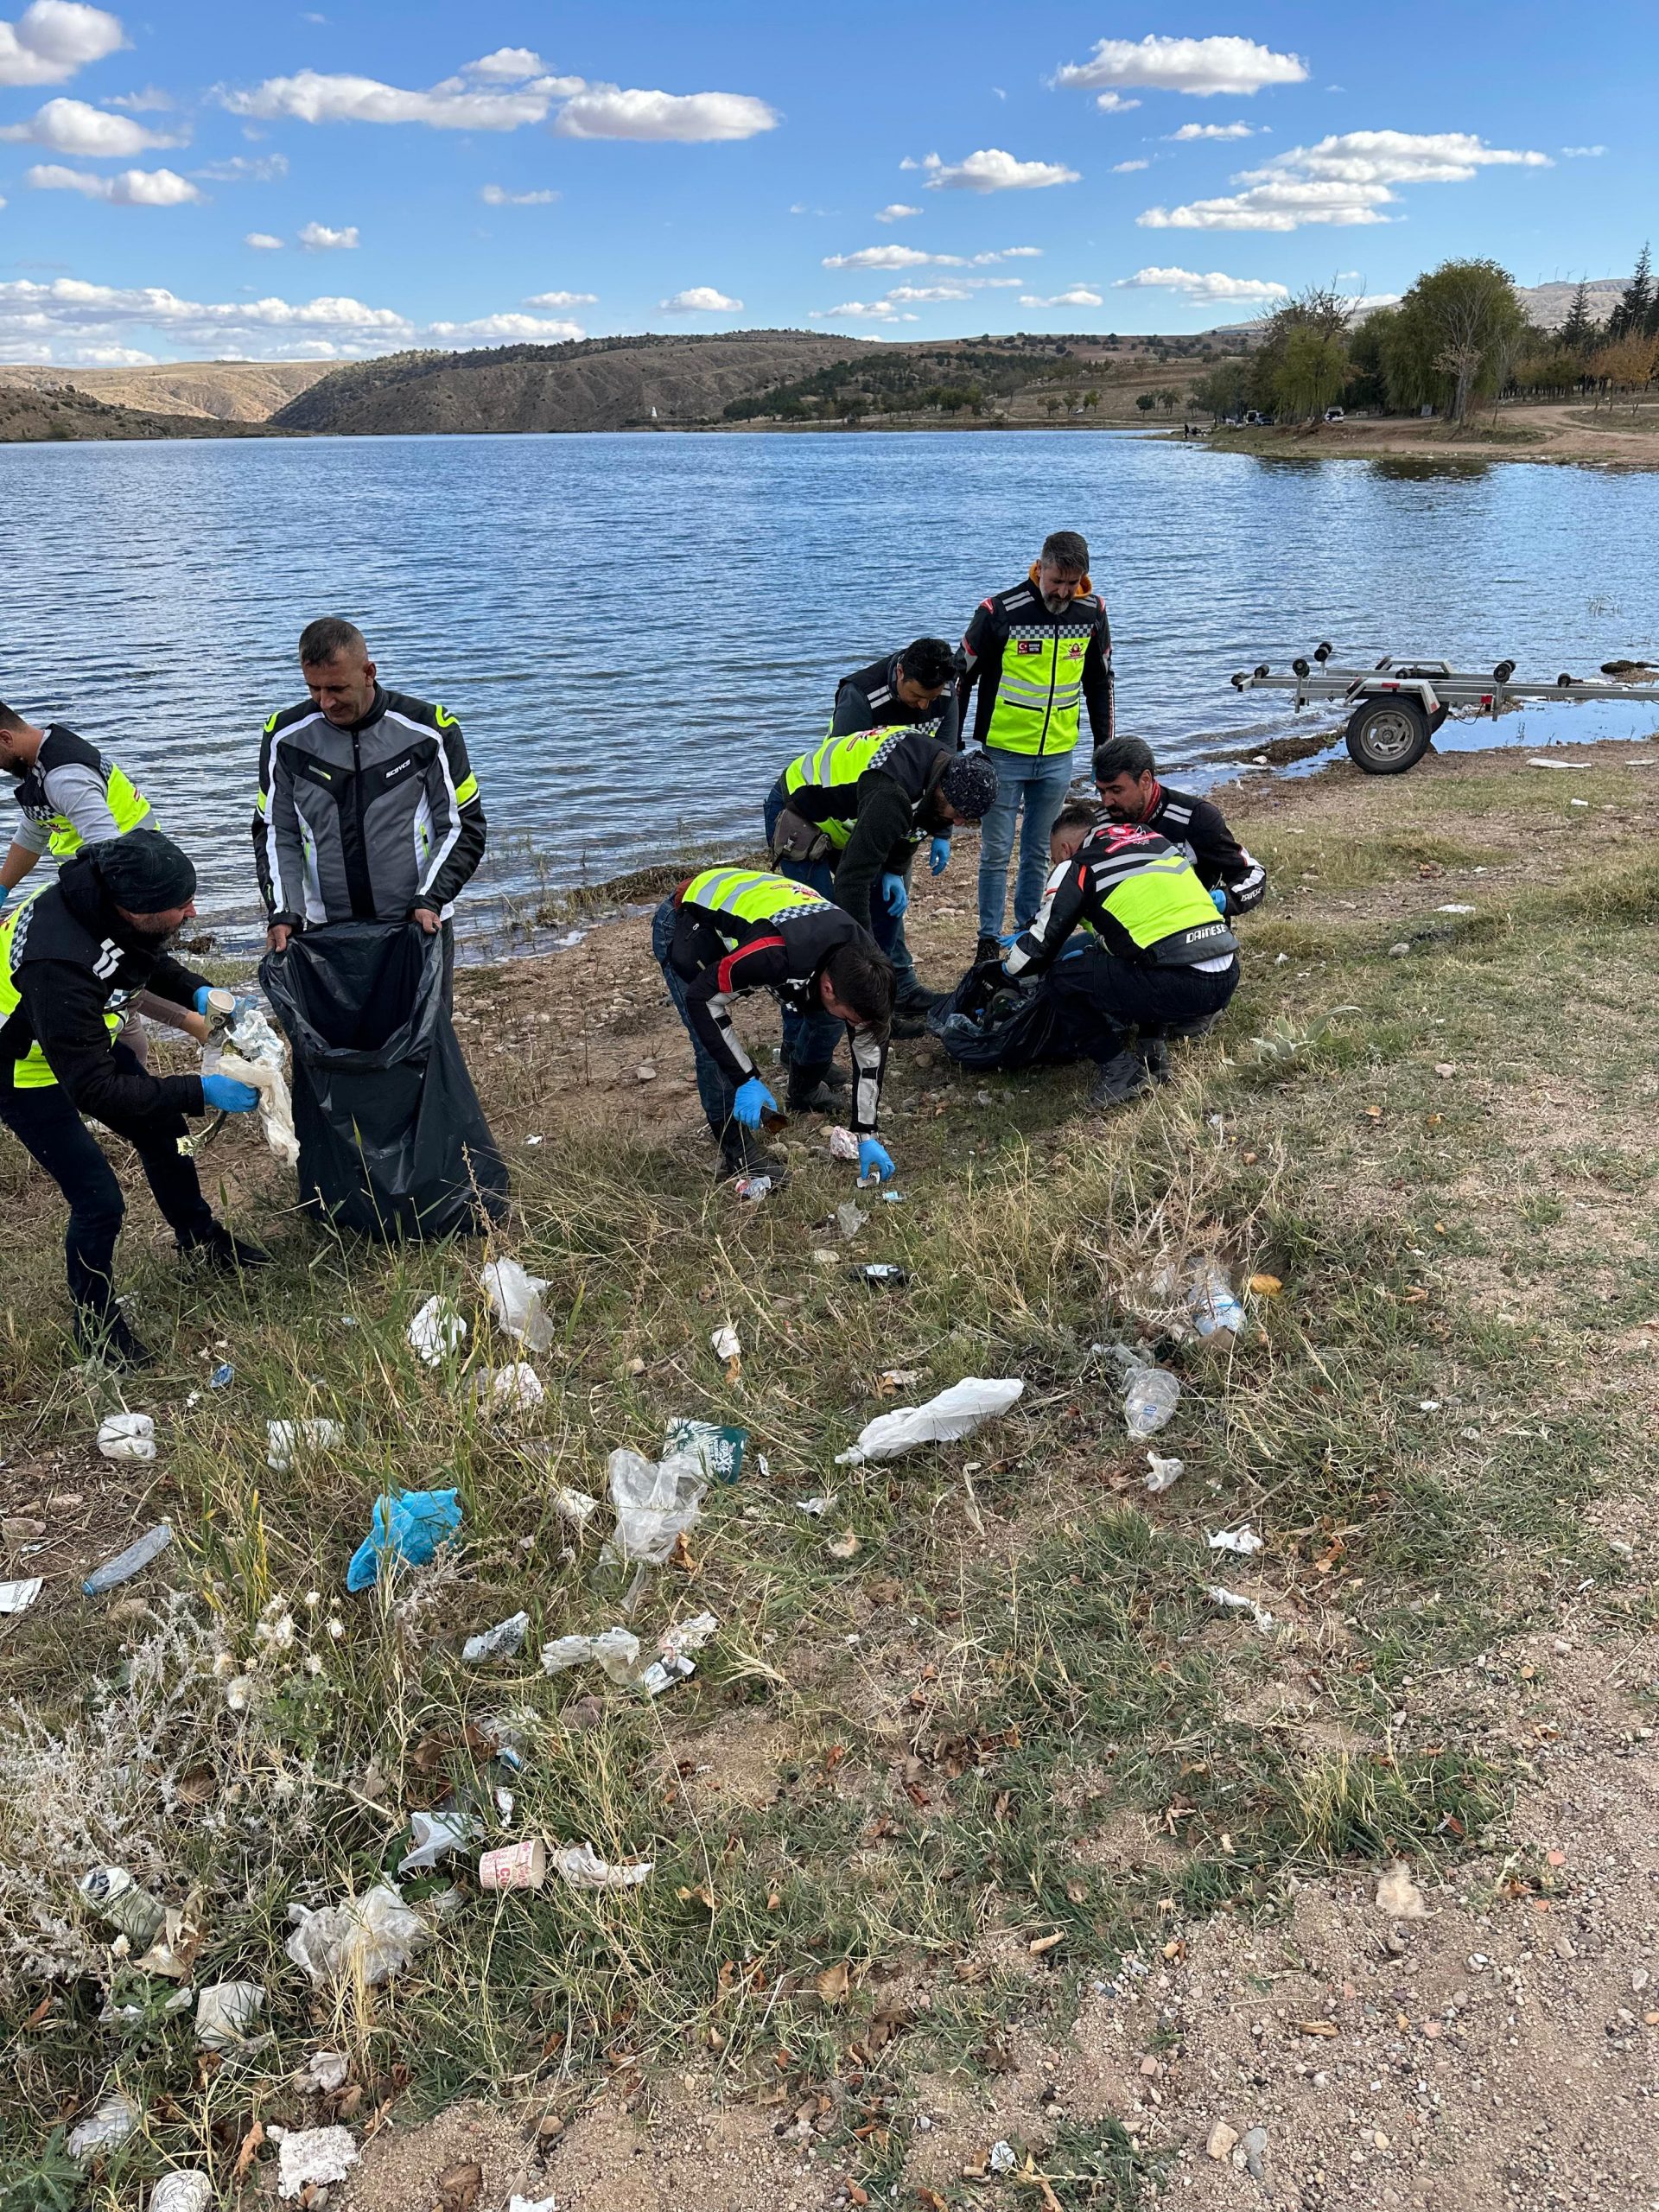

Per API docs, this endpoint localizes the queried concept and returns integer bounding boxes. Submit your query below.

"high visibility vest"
[681,867,831,932]
[1093,840,1229,954]
[0,889,121,1090]
[988,626,1094,757]
[36,758,152,859]
[784,726,936,850]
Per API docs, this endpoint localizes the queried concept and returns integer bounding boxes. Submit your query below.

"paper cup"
[479,1838,546,1892]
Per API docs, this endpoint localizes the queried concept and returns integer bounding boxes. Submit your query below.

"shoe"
[893,982,942,1018]
[717,1130,791,1188]
[1088,1049,1155,1111]
[780,1050,848,1092]
[889,1007,929,1039]
[1136,1034,1173,1084]
[74,1310,154,1370]
[183,1226,272,1274]
[974,933,1003,969]
[785,1059,842,1115]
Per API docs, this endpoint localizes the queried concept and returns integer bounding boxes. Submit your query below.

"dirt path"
[1203,400,1659,469]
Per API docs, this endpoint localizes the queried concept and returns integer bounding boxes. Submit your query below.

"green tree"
[1341,306,1395,410]
[1559,279,1597,354]
[1156,385,1182,414]
[1134,391,1156,414]
[1190,357,1249,418]
[1246,283,1350,417]
[1608,244,1654,340]
[1274,326,1349,421]
[1381,258,1527,422]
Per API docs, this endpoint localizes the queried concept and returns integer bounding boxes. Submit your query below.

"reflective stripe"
[987,622,1097,757]
[1096,851,1224,950]
[454,773,479,807]
[683,867,830,926]
[0,888,120,1089]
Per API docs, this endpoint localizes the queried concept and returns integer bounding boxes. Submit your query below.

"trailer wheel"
[1345,696,1432,775]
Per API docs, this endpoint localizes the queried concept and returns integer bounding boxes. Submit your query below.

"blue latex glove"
[193,985,213,1014]
[201,1072,258,1112]
[880,872,909,918]
[858,1135,896,1184]
[732,1075,777,1130]
[346,1487,462,1593]
[929,837,951,877]
[1211,884,1230,915]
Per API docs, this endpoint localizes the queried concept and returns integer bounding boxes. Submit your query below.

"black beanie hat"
[939,751,998,821]
[92,828,197,912]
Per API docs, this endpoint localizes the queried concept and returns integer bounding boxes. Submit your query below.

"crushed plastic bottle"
[1123,1365,1181,1440]
[1189,1260,1248,1338]
[83,1523,172,1596]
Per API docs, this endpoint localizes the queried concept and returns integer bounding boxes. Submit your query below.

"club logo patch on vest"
[1015,639,1043,655]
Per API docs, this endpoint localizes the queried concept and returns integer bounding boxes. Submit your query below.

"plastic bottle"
[1123,1366,1181,1440]
[82,1522,172,1595]
[1190,1262,1247,1338]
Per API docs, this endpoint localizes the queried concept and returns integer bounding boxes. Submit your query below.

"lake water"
[4,429,1657,951]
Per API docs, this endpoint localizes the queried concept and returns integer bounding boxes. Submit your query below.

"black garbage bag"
[927,947,1099,1072]
[261,921,508,1240]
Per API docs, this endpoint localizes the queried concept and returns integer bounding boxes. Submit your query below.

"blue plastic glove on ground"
[1211,884,1230,914]
[732,1076,777,1130]
[880,873,909,918]
[929,837,950,877]
[346,1486,462,1593]
[201,1072,258,1112]
[858,1136,896,1184]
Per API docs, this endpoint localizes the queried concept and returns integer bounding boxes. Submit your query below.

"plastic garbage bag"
[480,1257,554,1352]
[67,2089,141,2159]
[97,1412,156,1463]
[462,1611,529,1664]
[262,919,506,1240]
[836,1377,1024,1464]
[540,1626,641,1683]
[346,1488,461,1593]
[195,1979,270,2054]
[553,1841,653,1891]
[269,2124,359,2201]
[397,1808,479,1877]
[266,1417,344,1471]
[82,1524,171,1596]
[469,1363,544,1416]
[409,1294,467,1365]
[603,1447,709,1566]
[284,1885,424,1990]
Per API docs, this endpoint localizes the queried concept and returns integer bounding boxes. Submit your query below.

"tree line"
[1191,249,1659,428]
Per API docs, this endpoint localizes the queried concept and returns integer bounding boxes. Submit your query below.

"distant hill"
[270,331,875,436]
[0,359,329,422]
[1515,278,1628,331]
[0,382,280,444]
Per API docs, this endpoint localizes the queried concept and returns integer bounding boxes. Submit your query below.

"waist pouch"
[769,804,834,867]
[1144,920,1241,969]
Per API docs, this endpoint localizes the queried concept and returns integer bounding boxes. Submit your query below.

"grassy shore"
[4,740,1659,2210]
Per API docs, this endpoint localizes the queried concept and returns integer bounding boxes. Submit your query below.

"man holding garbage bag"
[0,829,268,1368]
[653,866,895,1189]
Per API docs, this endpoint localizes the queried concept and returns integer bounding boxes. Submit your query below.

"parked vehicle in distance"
[1325,407,1345,423]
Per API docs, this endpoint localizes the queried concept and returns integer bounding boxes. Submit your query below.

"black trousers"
[0,1047,215,1333]
[940,944,1239,1072]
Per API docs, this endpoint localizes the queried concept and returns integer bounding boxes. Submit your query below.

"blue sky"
[0,1,1648,365]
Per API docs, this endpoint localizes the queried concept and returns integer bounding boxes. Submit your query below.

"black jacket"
[1140,784,1267,916]
[1,850,208,1129]
[786,729,955,933]
[830,654,961,749]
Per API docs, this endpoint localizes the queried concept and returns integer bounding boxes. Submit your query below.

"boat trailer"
[1231,645,1659,774]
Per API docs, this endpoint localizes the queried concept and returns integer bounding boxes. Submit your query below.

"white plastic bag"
[553,1841,653,1891]
[602,1447,709,1565]
[266,1417,343,1471]
[480,1257,554,1352]
[540,1625,641,1683]
[284,1884,424,1991]
[195,1979,270,2053]
[463,1611,529,1663]
[97,1412,156,1463]
[469,1362,545,1415]
[836,1377,1024,1464]
[409,1295,467,1365]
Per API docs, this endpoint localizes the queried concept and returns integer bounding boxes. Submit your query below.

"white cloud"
[0,1,124,89]
[1056,35,1307,99]
[0,276,415,364]
[874,201,921,222]
[0,93,175,154]
[913,147,1079,193]
[298,219,359,250]
[28,162,201,203]
[552,86,778,141]
[1561,144,1606,158]
[480,182,558,205]
[224,67,567,131]
[660,285,742,312]
[1112,159,1150,173]
[887,283,973,302]
[462,47,550,81]
[106,85,172,111]
[810,298,918,323]
[824,244,934,270]
[1114,264,1290,303]
[1166,122,1257,141]
[1140,128,1551,231]
[245,230,283,250]
[524,288,596,307]
[194,152,287,183]
[428,311,583,340]
[1018,287,1103,308]
[1091,92,1140,114]
[72,342,154,364]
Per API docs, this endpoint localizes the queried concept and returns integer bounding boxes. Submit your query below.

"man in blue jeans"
[957,529,1115,964]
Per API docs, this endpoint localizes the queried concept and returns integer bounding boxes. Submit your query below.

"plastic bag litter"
[300,2050,350,2094]
[397,1808,480,1877]
[195,1979,270,2054]
[463,1611,529,1664]
[836,1200,868,1238]
[602,1447,709,1566]
[798,1493,837,1516]
[0,1576,41,1614]
[469,1363,544,1416]
[409,1294,467,1365]
[209,1001,300,1168]
[266,1416,343,1471]
[541,1626,641,1683]
[150,2171,214,2212]
[639,1611,718,1696]
[97,1412,156,1463]
[710,1322,741,1364]
[1208,1525,1263,1555]
[67,2089,141,2158]
[836,1377,1023,1465]
[1144,1451,1184,1495]
[270,2124,359,2200]
[554,1841,653,1891]
[480,1257,554,1353]
[82,1523,171,1596]
[554,1486,599,1529]
[828,1125,860,1161]
[284,1884,424,1991]
[1207,1584,1275,1631]
[346,1487,461,1593]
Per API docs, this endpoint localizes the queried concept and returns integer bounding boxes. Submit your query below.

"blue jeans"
[976,747,1077,940]
[760,782,912,991]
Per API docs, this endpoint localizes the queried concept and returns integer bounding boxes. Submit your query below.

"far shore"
[1186,397,1659,469]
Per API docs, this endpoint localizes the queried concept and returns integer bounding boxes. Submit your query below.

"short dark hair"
[0,701,29,734]
[298,616,368,667]
[1039,530,1090,575]
[1052,798,1105,838]
[825,939,895,1031]
[1092,735,1156,783]
[898,637,955,690]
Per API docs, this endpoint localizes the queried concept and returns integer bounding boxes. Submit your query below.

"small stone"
[1139,2056,1160,2077]
[1242,2126,1268,2181]
[1207,2120,1240,2162]
[1554,1936,1575,1961]
[2,1516,45,1543]
[635,1064,657,1083]
[1373,2130,1389,2150]
[1633,1969,1650,1994]
[1389,942,1411,957]
[626,1356,646,1376]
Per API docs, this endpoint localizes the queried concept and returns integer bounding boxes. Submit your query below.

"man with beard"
[1091,735,1267,918]
[0,829,267,1368]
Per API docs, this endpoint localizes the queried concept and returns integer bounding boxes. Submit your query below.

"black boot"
[183,1226,272,1274]
[785,1058,842,1115]
[74,1308,154,1370]
[893,978,942,1017]
[717,1128,791,1188]
[1088,1049,1155,1111]
[1135,1034,1173,1084]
